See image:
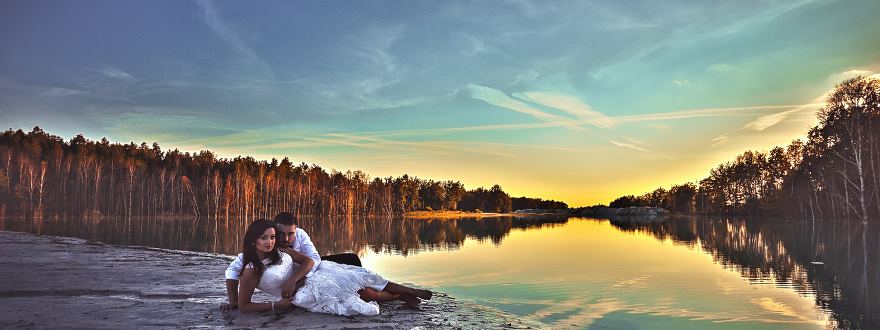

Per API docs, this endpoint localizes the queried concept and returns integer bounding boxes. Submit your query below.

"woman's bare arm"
[237,268,293,313]
[237,268,268,313]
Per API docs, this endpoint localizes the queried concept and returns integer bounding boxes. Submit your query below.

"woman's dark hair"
[239,219,281,279]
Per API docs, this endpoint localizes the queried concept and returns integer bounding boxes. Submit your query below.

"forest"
[607,76,880,223]
[0,129,566,219]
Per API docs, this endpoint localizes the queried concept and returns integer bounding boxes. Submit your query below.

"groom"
[272,212,362,268]
[221,212,389,310]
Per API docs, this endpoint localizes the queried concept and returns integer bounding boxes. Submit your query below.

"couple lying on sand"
[221,212,432,315]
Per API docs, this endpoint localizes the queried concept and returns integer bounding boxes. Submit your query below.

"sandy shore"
[0,230,542,329]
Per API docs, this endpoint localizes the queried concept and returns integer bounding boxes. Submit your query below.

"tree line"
[607,76,880,223]
[0,127,565,219]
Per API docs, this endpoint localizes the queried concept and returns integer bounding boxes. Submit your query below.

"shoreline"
[404,210,569,219]
[0,230,543,329]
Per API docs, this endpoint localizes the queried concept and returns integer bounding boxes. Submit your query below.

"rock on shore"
[0,230,543,329]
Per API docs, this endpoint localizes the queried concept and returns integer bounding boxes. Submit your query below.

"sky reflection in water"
[2,215,875,328]
[363,218,830,329]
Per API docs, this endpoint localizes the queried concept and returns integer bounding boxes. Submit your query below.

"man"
[221,212,392,310]
[272,212,362,268]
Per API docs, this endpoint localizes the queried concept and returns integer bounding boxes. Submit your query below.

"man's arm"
[280,249,315,298]
[296,229,322,266]
[223,279,239,311]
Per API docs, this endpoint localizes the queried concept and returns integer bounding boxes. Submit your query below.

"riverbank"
[0,230,543,329]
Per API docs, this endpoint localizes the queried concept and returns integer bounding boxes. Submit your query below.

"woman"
[234,219,432,316]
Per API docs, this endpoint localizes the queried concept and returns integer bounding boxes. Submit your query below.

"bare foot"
[401,294,421,308]
[415,289,433,300]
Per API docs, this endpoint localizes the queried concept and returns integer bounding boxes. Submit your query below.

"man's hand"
[282,278,306,299]
[219,302,238,312]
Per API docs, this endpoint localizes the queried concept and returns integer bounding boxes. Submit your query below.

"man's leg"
[358,288,399,302]
[382,282,433,300]
[320,253,362,267]
[358,288,426,308]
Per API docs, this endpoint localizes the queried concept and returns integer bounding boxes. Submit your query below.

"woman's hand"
[219,302,238,312]
[275,298,294,311]
[282,278,306,299]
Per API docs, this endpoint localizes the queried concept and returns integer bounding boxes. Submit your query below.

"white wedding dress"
[250,252,389,316]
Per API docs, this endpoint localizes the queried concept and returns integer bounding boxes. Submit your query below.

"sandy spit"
[0,230,544,329]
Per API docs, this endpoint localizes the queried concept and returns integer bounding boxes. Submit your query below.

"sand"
[0,230,543,329]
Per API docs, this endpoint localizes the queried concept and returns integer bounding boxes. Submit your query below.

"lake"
[1,215,876,329]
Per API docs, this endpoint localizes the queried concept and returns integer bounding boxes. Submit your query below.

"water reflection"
[609,216,879,329]
[0,215,568,256]
[0,215,875,328]
[300,216,568,257]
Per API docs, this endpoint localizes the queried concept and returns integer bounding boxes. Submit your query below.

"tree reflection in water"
[2,215,874,328]
[298,216,569,257]
[608,216,878,329]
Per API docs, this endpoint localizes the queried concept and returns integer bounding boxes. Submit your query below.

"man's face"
[276,224,296,247]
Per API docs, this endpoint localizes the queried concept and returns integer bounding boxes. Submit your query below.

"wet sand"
[0,230,542,329]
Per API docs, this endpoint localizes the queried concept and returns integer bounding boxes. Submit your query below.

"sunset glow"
[2,1,879,206]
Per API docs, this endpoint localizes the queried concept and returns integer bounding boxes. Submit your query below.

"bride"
[233,219,432,315]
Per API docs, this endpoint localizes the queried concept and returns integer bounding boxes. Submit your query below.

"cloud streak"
[196,0,274,79]
[609,140,648,152]
[466,84,587,131]
[99,66,134,81]
[514,91,615,129]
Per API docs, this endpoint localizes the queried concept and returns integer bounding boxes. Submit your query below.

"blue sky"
[2,0,879,206]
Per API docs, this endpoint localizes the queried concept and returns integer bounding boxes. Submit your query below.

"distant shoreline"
[404,210,569,219]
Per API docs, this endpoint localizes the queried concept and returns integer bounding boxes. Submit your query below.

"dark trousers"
[321,253,362,267]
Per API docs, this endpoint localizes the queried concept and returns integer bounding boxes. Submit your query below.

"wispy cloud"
[827,69,874,83]
[743,94,827,131]
[99,66,134,81]
[196,0,274,79]
[609,140,649,152]
[350,25,404,78]
[461,34,490,57]
[94,105,237,140]
[622,136,643,146]
[711,134,728,147]
[616,104,820,123]
[0,77,134,104]
[583,1,660,31]
[508,70,540,86]
[743,108,803,131]
[514,91,615,129]
[312,102,822,143]
[311,25,421,111]
[43,87,91,97]
[297,133,516,159]
[466,84,587,131]
[705,0,821,37]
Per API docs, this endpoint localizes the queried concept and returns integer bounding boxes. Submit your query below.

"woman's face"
[255,227,276,255]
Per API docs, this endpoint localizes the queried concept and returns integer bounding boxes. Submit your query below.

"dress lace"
[253,252,389,316]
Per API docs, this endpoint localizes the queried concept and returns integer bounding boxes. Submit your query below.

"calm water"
[1,215,876,329]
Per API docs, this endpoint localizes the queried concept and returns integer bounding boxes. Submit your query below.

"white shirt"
[225,227,322,280]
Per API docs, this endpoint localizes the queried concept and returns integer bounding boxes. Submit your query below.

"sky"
[1,0,879,207]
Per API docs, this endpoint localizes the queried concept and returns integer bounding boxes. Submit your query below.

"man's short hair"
[273,212,297,226]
